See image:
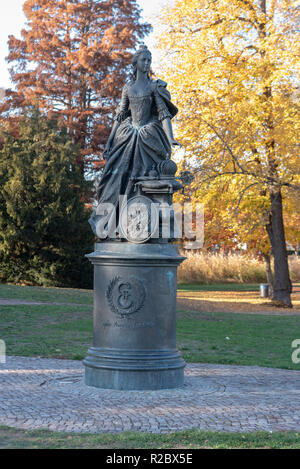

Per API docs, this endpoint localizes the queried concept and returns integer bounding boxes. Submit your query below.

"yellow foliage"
[158,0,300,252]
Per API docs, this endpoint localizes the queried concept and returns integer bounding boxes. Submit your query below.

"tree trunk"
[263,253,274,298]
[266,188,292,307]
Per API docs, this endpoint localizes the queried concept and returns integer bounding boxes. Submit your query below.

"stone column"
[83,242,186,390]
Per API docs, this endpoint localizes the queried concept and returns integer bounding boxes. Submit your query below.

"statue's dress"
[90,79,178,238]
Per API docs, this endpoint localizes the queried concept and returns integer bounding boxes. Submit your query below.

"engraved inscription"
[106,276,146,317]
[114,320,156,329]
[101,319,156,329]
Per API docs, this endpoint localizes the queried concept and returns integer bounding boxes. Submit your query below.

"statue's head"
[132,44,152,79]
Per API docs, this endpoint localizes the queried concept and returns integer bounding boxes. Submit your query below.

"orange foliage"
[2,0,150,172]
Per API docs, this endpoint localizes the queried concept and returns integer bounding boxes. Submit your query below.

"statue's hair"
[132,44,152,80]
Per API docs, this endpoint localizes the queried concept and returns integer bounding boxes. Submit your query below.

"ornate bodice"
[114,80,177,128]
[128,94,154,128]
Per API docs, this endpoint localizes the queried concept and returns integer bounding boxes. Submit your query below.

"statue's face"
[136,52,152,73]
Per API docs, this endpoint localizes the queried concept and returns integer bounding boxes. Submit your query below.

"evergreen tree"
[0,107,94,288]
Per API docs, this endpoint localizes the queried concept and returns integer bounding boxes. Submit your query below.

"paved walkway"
[1,356,300,434]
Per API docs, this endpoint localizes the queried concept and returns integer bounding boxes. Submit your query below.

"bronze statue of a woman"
[89,45,181,240]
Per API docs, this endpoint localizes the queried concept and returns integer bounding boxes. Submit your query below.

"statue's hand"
[170,139,182,149]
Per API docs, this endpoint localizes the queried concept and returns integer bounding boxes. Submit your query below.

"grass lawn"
[0,285,299,368]
[0,282,262,303]
[0,426,300,449]
[0,304,92,360]
[177,309,300,369]
[0,283,93,305]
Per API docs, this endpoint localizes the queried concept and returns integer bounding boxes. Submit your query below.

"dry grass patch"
[178,252,300,285]
[177,289,300,314]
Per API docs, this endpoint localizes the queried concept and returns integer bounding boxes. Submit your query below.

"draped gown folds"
[90,79,178,239]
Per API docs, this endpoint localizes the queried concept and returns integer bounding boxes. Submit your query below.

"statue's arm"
[103,121,120,159]
[103,85,130,159]
[154,89,181,150]
[162,118,181,149]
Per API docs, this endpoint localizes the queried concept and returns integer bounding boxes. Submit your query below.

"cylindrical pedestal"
[83,243,186,390]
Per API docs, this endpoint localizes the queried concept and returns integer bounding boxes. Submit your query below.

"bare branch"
[201,118,248,174]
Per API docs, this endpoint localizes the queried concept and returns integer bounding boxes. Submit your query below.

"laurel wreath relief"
[106,276,146,317]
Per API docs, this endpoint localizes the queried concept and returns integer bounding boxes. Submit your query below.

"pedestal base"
[84,347,185,390]
[83,243,186,390]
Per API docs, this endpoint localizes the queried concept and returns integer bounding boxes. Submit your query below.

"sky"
[0,0,172,90]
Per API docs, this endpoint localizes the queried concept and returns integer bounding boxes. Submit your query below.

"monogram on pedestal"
[106,276,146,318]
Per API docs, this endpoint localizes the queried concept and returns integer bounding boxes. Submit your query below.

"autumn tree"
[159,0,300,307]
[0,107,94,288]
[3,0,150,172]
